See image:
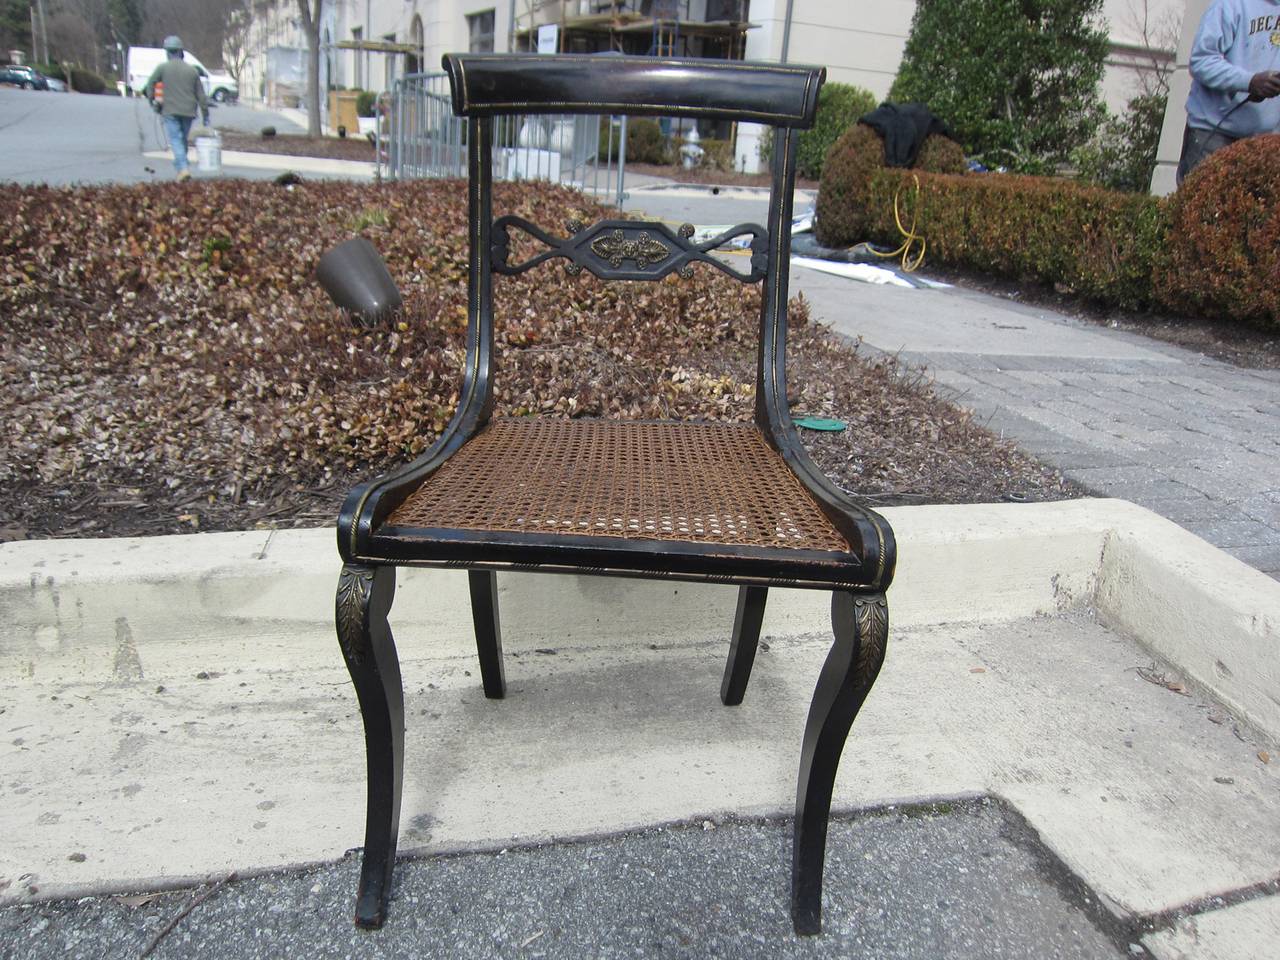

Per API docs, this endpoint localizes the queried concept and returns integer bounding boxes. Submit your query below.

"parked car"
[44,75,66,92]
[0,65,49,90]
[203,69,238,103]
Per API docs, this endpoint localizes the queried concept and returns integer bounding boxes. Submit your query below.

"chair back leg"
[336,563,404,928]
[791,591,888,934]
[468,570,507,698]
[720,585,768,705]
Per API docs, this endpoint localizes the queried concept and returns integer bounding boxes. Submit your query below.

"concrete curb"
[142,149,377,178]
[4,499,1277,736]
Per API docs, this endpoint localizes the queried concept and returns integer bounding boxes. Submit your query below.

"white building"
[237,0,512,114]
[238,1,1179,176]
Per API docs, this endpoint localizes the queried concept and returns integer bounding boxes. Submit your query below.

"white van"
[125,46,239,102]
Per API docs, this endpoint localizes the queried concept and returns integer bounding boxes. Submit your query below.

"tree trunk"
[297,0,322,137]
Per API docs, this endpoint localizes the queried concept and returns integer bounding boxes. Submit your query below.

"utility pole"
[780,0,795,63]
[33,0,50,63]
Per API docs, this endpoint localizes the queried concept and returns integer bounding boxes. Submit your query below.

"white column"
[1150,0,1212,195]
[736,0,785,173]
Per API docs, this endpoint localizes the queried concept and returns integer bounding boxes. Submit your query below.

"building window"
[467,10,495,53]
[408,15,425,74]
[352,27,363,89]
[383,34,396,90]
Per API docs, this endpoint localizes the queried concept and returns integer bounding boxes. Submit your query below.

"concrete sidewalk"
[623,185,1280,581]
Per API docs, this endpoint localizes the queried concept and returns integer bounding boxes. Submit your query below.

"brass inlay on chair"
[590,229,670,269]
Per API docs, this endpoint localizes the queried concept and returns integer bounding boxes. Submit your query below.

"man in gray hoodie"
[1178,0,1280,184]
[144,35,210,181]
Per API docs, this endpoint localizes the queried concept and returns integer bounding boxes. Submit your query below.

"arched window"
[407,15,425,75]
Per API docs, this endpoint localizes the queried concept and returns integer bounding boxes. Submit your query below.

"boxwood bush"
[817,127,1280,325]
[814,123,965,247]
[1155,134,1280,329]
[865,169,1167,310]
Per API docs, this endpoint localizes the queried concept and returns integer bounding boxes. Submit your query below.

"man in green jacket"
[144,35,210,181]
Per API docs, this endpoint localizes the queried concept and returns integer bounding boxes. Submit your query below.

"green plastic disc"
[793,416,847,432]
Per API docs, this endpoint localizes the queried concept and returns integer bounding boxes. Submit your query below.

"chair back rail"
[442,54,824,127]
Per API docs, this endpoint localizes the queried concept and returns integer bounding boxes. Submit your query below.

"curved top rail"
[441,53,825,128]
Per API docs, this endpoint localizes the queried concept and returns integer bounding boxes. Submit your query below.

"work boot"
[177,169,191,182]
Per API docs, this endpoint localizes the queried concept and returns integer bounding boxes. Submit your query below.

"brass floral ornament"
[336,565,375,665]
[591,229,671,269]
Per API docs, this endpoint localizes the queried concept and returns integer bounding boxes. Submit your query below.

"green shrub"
[74,67,110,94]
[1155,134,1280,329]
[598,117,619,160]
[890,0,1108,172]
[796,82,877,180]
[916,134,968,175]
[355,89,377,118]
[864,168,1167,309]
[34,62,109,94]
[696,137,733,172]
[621,117,670,165]
[1074,93,1167,193]
[814,123,964,247]
[597,117,670,164]
[814,124,884,247]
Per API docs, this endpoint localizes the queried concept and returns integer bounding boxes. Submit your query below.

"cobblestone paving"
[920,350,1280,579]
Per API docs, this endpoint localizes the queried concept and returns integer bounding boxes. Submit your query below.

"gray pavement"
[0,799,1138,960]
[624,185,1280,580]
[0,87,312,185]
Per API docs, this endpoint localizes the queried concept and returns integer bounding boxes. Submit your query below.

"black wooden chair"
[332,53,897,936]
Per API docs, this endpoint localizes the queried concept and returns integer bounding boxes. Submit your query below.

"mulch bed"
[0,178,1076,543]
[217,130,377,163]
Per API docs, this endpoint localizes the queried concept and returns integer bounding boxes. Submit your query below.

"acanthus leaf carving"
[336,565,375,665]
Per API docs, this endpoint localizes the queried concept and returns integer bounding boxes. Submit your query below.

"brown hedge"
[863,169,1168,310]
[814,123,965,248]
[1155,134,1280,329]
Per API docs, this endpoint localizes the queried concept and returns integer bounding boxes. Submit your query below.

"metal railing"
[378,72,628,206]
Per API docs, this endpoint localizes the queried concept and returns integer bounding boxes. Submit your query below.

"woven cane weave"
[387,418,851,552]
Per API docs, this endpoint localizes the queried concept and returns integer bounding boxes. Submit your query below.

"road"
[0,86,307,186]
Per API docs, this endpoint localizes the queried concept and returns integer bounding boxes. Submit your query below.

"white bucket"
[195,135,222,174]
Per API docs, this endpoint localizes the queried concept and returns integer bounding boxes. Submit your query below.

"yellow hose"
[871,173,926,273]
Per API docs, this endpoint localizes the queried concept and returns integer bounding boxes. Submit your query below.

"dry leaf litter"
[0,179,1076,540]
